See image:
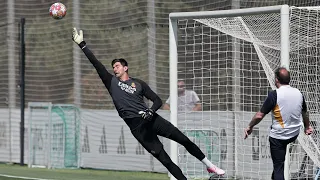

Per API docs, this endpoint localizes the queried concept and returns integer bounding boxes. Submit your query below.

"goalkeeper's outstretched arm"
[72,27,113,90]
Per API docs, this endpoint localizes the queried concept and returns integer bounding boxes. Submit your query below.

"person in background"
[244,67,313,180]
[163,80,202,112]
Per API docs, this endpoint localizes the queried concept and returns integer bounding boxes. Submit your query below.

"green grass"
[0,164,170,180]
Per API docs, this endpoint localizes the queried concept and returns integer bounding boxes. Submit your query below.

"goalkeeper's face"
[113,62,128,78]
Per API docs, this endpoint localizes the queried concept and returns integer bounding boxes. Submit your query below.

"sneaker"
[207,165,225,175]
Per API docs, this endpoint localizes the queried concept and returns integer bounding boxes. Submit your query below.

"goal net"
[169,5,320,179]
[28,102,80,169]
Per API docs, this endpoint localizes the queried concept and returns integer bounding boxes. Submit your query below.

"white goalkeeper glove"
[72,27,84,45]
[139,109,154,121]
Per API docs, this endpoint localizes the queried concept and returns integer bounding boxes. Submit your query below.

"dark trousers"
[269,135,297,180]
[129,114,206,180]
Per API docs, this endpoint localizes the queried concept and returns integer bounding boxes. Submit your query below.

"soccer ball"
[49,2,67,20]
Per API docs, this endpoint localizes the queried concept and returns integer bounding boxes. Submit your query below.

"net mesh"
[288,6,320,178]
[174,6,320,179]
[176,17,274,179]
[28,103,80,169]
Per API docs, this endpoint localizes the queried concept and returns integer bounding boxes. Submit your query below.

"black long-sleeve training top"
[79,42,162,129]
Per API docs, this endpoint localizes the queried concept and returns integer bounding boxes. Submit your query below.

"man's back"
[270,85,304,139]
[244,67,312,180]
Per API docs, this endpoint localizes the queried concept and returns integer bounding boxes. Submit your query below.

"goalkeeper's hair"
[275,67,290,85]
[112,58,128,72]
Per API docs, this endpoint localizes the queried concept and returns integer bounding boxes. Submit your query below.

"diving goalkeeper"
[72,28,225,179]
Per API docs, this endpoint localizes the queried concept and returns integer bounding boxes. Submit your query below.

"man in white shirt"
[244,67,313,180]
[163,80,201,112]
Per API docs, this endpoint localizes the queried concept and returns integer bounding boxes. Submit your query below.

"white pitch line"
[0,174,54,180]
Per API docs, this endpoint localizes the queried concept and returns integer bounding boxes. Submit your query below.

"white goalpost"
[169,5,320,180]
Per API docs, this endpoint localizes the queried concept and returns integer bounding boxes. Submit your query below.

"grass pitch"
[0,164,169,180]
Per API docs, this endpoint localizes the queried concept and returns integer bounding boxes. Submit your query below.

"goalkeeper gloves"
[72,27,86,49]
[139,109,154,121]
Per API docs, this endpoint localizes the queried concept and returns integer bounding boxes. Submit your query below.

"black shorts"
[128,113,177,155]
